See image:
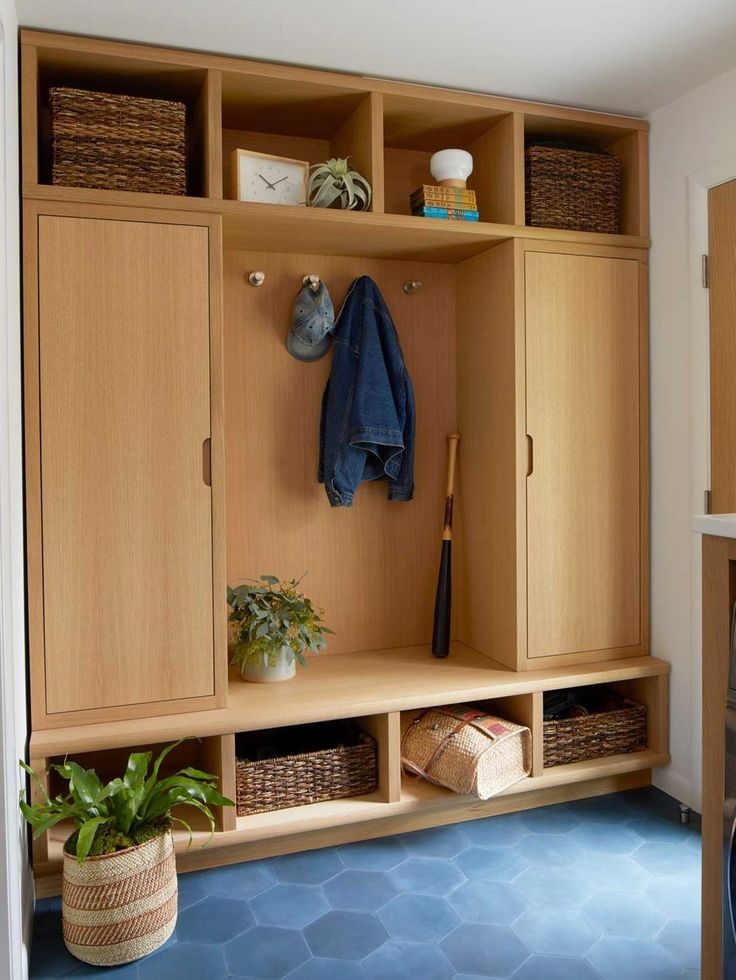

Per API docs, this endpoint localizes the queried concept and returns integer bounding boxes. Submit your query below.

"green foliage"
[308,157,372,211]
[19,739,234,864]
[227,574,334,676]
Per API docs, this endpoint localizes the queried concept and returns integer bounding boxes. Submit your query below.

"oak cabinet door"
[525,250,642,660]
[38,215,215,714]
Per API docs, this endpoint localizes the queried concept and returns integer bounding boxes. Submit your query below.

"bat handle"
[443,434,461,540]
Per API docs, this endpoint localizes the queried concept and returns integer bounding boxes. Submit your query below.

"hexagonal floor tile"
[397,824,467,858]
[625,816,698,844]
[286,958,368,980]
[586,935,682,980]
[389,857,465,896]
[516,834,584,867]
[448,879,528,924]
[377,894,460,942]
[644,875,702,919]
[582,890,666,939]
[224,925,310,979]
[303,910,388,959]
[251,882,329,928]
[460,813,527,847]
[512,906,601,956]
[454,845,529,882]
[66,963,141,979]
[177,871,208,911]
[138,941,228,980]
[176,896,254,944]
[338,838,408,871]
[324,869,398,911]
[562,795,635,824]
[273,849,343,884]
[575,852,654,894]
[362,939,455,980]
[520,805,581,834]
[569,823,643,855]
[441,922,529,976]
[512,954,605,979]
[632,842,702,876]
[196,860,277,899]
[515,866,593,907]
[656,917,701,971]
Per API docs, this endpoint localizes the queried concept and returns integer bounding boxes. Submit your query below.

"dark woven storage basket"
[525,144,621,233]
[543,694,646,768]
[50,87,186,195]
[236,726,377,816]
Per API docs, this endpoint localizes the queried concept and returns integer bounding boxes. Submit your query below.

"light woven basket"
[401,705,531,799]
[62,830,177,966]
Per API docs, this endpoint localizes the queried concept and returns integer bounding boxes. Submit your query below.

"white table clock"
[231,149,309,205]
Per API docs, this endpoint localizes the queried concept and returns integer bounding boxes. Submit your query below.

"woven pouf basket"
[62,830,177,966]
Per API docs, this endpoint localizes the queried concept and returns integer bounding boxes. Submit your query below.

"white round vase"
[242,645,297,683]
[430,149,474,188]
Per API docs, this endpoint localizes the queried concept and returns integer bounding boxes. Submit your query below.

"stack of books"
[410,185,479,221]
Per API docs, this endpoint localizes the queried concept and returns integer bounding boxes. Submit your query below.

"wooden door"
[525,249,642,660]
[37,214,216,715]
[708,180,736,514]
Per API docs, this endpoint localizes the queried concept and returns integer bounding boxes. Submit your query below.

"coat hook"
[303,274,321,291]
[248,271,266,287]
[403,280,422,294]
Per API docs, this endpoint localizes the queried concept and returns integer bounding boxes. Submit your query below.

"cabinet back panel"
[525,250,641,657]
[224,250,456,655]
[39,216,215,713]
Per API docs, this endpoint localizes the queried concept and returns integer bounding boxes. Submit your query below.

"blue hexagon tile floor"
[30,786,701,979]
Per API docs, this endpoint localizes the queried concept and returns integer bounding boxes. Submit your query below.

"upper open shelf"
[22,30,649,245]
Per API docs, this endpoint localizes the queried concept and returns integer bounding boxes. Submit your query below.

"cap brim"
[286,329,333,362]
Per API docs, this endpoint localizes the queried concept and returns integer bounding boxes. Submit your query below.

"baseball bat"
[432,433,460,658]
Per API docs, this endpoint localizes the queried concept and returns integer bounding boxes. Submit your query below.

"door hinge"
[705,489,712,514]
[702,253,710,288]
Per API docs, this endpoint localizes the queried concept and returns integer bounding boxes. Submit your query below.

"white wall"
[649,63,736,811]
[0,1,33,977]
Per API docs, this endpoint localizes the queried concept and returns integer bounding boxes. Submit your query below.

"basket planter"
[525,144,621,233]
[62,830,177,966]
[236,728,377,816]
[543,695,647,768]
[49,87,186,195]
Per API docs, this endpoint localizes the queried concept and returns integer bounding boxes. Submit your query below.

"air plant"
[308,157,372,211]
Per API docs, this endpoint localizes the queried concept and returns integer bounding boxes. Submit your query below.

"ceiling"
[16,0,736,116]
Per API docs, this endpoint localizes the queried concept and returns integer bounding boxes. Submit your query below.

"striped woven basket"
[62,830,177,966]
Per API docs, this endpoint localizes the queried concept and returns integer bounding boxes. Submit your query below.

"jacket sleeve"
[388,368,415,502]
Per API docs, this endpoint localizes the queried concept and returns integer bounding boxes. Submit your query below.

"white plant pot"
[242,645,297,683]
[430,149,474,188]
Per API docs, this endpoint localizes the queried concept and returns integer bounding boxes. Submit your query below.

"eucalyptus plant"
[308,157,372,211]
[19,739,234,863]
[227,574,333,675]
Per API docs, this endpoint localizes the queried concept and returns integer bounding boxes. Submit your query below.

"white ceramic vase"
[242,644,297,683]
[430,149,474,188]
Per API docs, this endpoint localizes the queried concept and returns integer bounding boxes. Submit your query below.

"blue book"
[412,206,480,221]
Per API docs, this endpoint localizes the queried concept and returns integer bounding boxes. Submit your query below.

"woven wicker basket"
[543,694,647,768]
[236,726,377,816]
[525,144,621,233]
[401,705,531,799]
[62,830,177,966]
[49,87,186,195]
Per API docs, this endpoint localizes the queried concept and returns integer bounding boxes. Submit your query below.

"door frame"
[687,154,736,815]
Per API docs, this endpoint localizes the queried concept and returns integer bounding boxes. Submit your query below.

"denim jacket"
[319,276,415,507]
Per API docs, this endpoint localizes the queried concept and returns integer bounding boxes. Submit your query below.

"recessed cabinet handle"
[202,438,211,487]
[526,434,534,477]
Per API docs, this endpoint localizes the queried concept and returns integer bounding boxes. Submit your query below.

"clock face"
[235,152,308,206]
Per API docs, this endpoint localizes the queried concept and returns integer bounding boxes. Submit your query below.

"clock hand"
[258,173,277,189]
[270,175,289,187]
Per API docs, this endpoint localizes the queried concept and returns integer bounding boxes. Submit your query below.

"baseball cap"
[287,281,335,362]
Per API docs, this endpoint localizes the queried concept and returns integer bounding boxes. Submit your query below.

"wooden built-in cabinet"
[19,29,665,893]
[24,202,227,727]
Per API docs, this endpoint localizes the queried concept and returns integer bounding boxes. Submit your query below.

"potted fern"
[227,574,333,682]
[307,157,372,211]
[20,741,234,967]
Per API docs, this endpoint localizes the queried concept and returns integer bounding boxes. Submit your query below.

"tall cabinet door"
[30,210,224,721]
[524,248,645,661]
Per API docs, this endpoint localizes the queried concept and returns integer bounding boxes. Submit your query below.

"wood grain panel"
[38,215,215,713]
[331,93,384,214]
[709,180,736,514]
[224,250,456,655]
[525,250,641,658]
[455,241,521,669]
[466,114,521,225]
